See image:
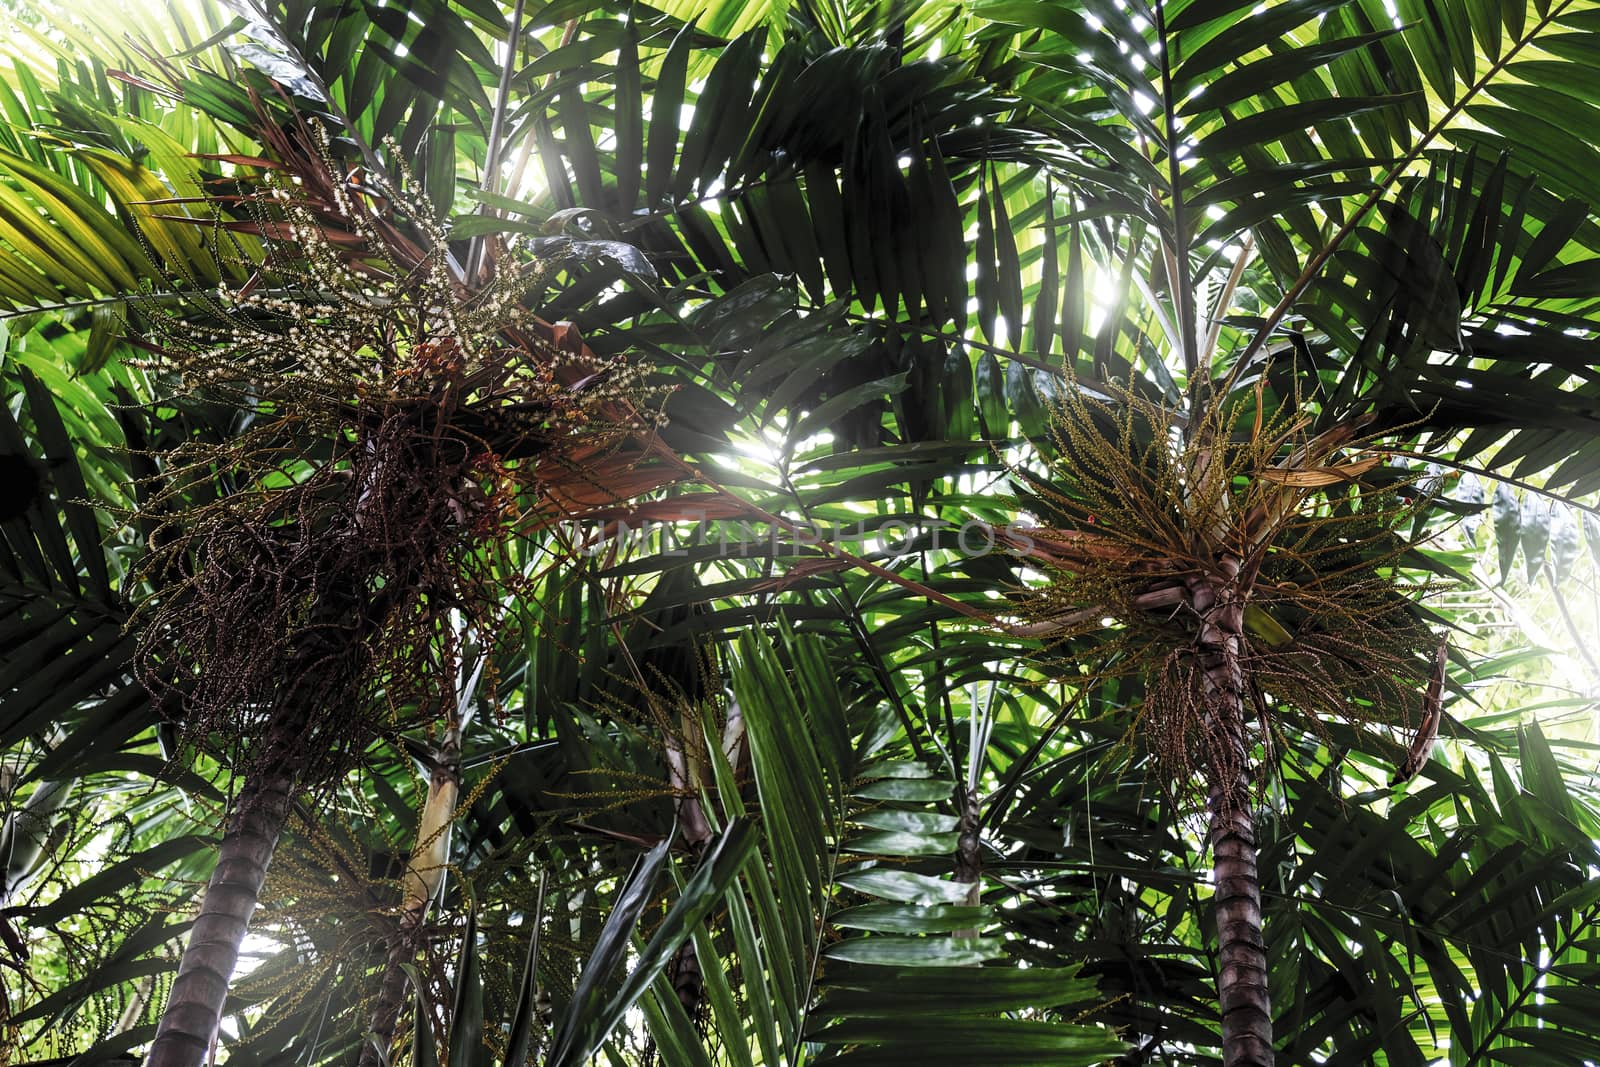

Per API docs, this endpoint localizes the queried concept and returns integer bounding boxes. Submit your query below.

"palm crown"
[2,0,1600,1065]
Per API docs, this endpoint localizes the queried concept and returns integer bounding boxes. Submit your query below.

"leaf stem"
[1229,0,1580,391]
[1154,0,1197,393]
[1383,448,1600,518]
[469,0,528,283]
[1462,903,1600,1064]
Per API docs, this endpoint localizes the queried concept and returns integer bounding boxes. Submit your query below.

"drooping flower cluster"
[1008,377,1446,801]
[131,138,671,780]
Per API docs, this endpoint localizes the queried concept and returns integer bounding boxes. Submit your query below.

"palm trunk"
[147,753,297,1067]
[1189,565,1273,1067]
[362,911,427,1067]
[954,786,981,893]
[953,785,983,938]
[116,974,155,1035]
[664,728,713,1017]
[359,751,461,1067]
[662,700,748,1020]
[147,383,456,1066]
[150,565,384,1067]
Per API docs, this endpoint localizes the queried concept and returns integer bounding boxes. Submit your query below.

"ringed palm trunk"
[150,570,383,1067]
[1188,559,1273,1067]
[148,724,300,1067]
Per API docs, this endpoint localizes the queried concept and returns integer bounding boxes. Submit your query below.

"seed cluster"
[1015,377,1444,805]
[131,137,668,783]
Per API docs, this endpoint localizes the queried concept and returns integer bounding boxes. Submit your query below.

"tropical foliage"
[3,0,1600,1065]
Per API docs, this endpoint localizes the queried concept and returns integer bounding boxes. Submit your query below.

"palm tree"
[5,1,1600,1064]
[125,143,690,1064]
[954,0,1600,1054]
[994,380,1447,1065]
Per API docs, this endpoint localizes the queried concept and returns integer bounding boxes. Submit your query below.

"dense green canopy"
[2,0,1600,1064]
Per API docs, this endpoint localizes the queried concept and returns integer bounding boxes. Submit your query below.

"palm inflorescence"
[3,2,1600,1067]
